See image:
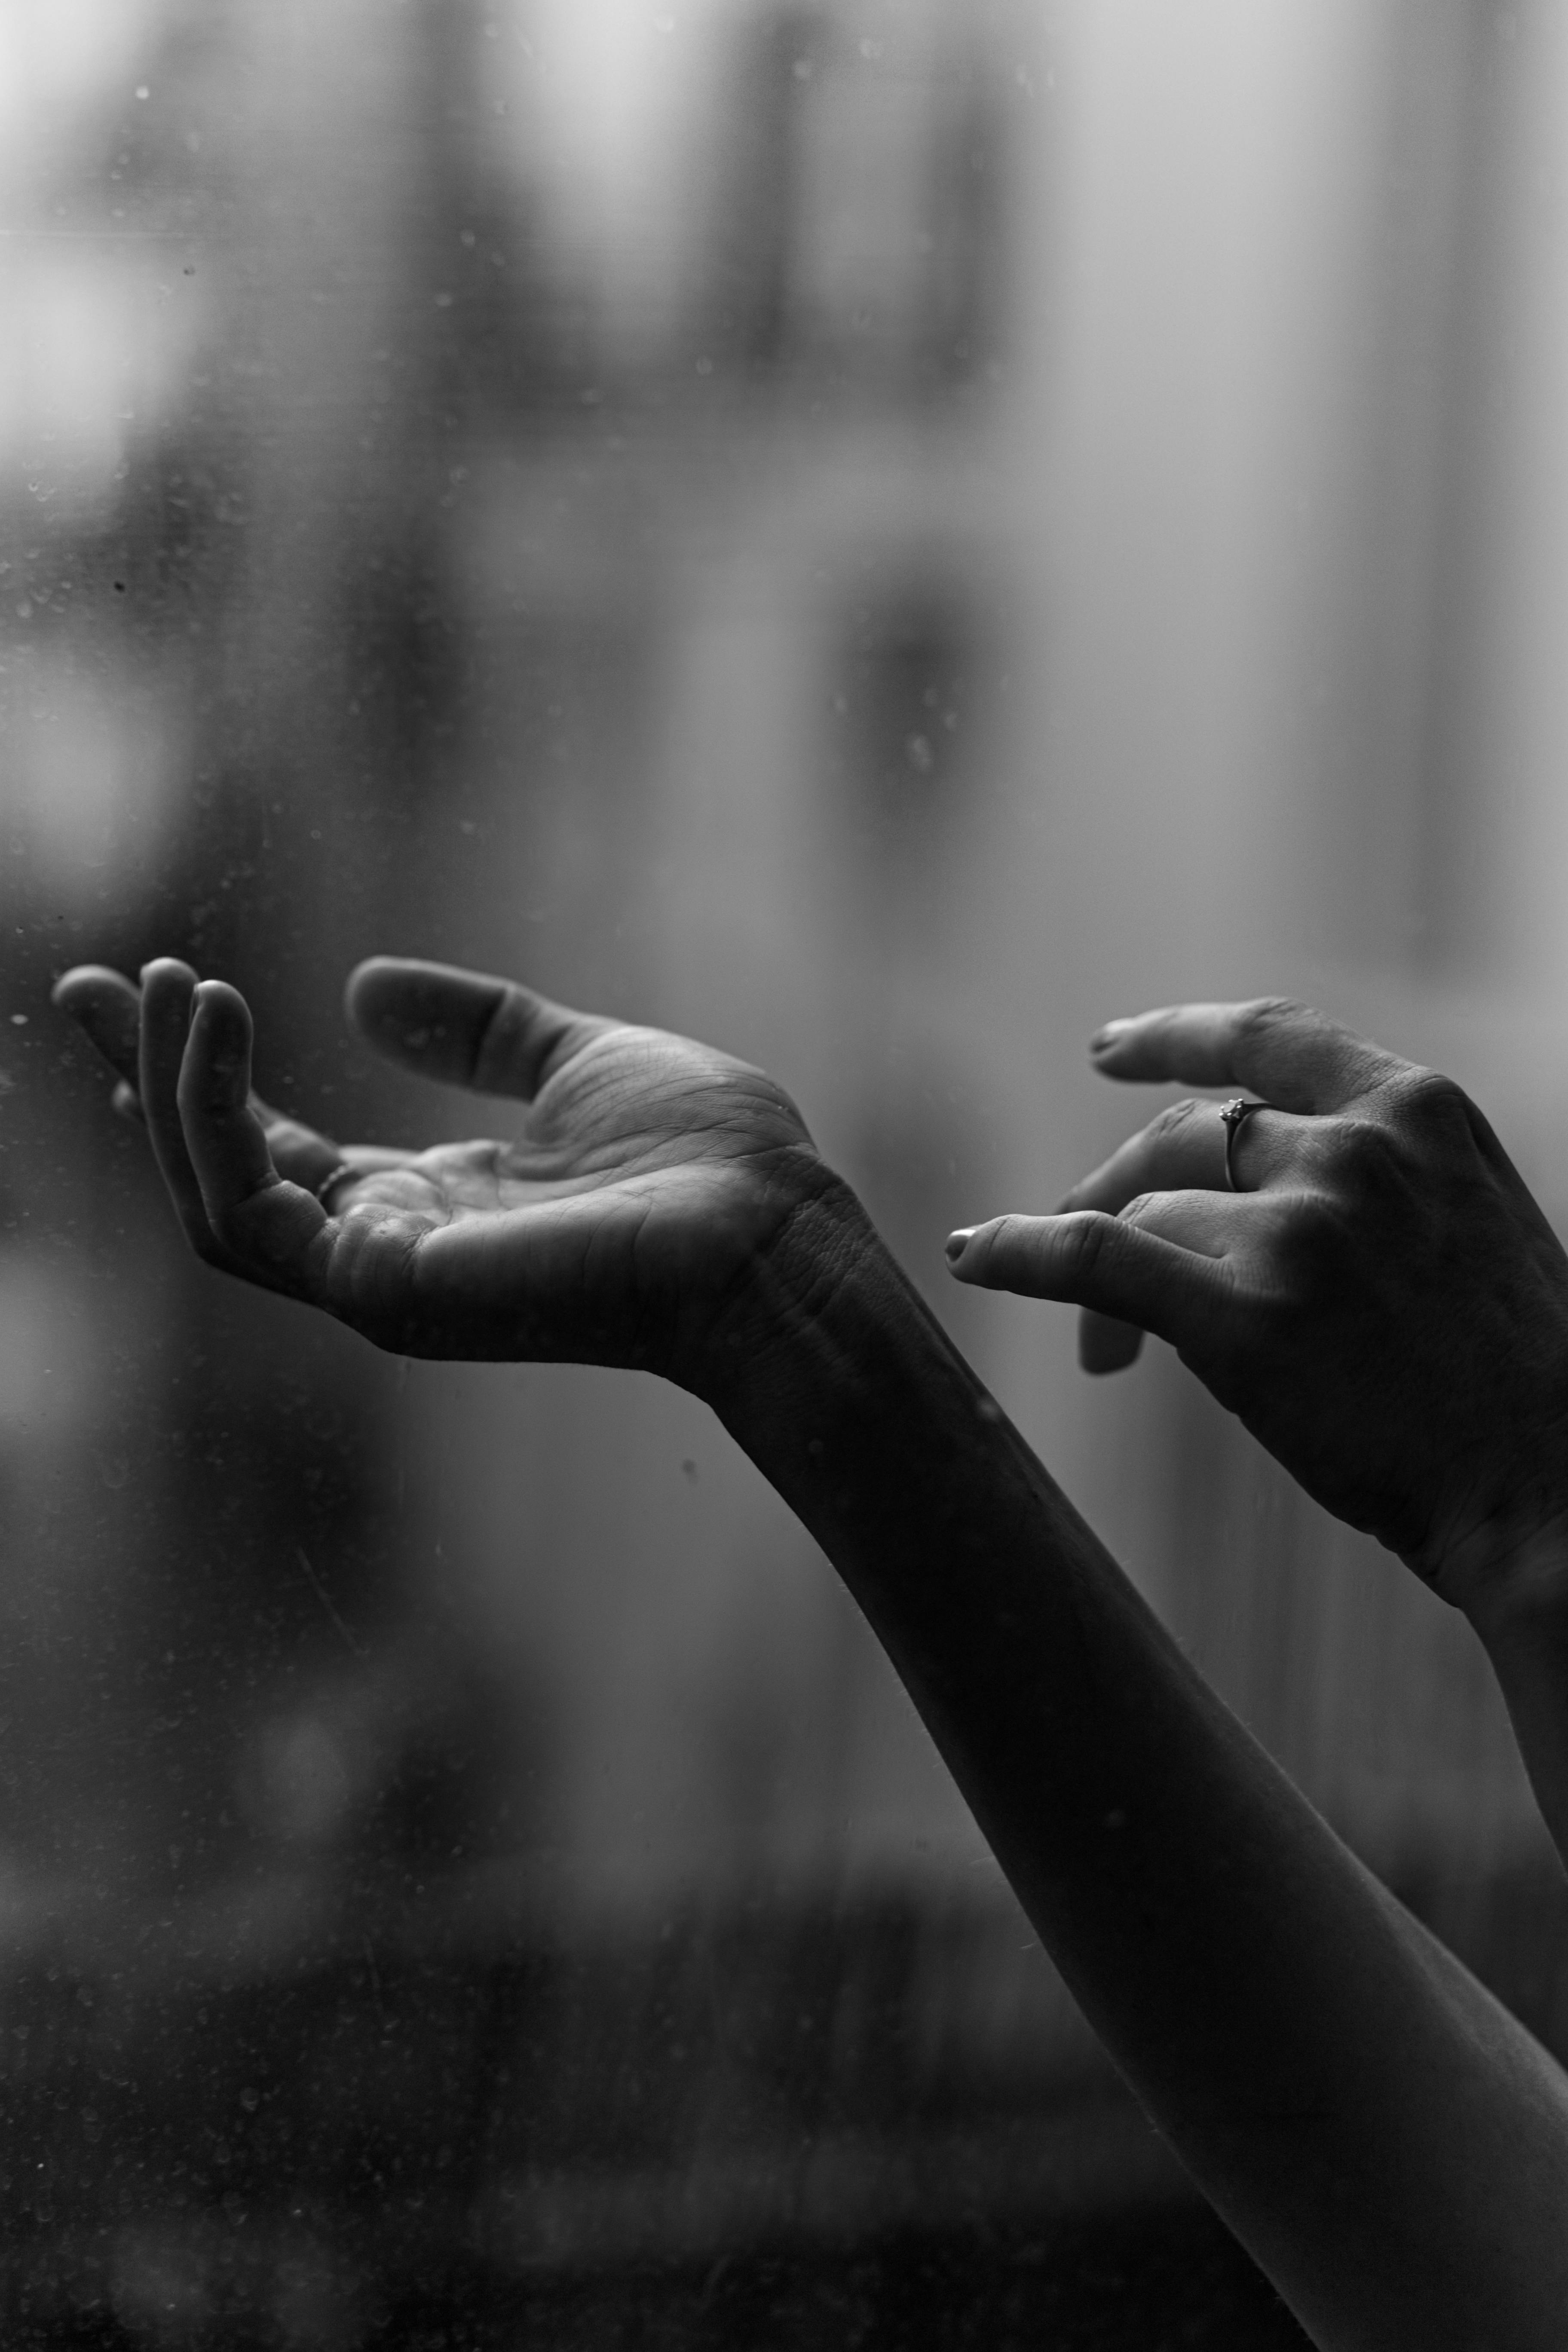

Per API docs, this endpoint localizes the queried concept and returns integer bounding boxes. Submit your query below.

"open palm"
[53,956,829,1391]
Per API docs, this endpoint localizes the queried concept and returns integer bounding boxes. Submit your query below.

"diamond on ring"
[1219,1097,1266,1192]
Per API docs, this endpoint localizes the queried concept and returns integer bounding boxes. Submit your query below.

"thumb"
[344,958,609,1100]
[946,1209,1234,1354]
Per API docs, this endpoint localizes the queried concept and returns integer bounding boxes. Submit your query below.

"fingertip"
[341,956,581,1097]
[140,956,199,991]
[52,962,129,1008]
[343,955,398,1023]
[184,979,255,1105]
[51,965,144,1087]
[190,976,251,1033]
[945,1222,999,1285]
[343,956,441,1056]
[1089,1020,1152,1080]
[1078,1309,1145,1375]
[947,1218,1018,1289]
[946,1209,1123,1304]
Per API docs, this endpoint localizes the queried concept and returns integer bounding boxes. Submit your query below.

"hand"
[52,956,834,1394]
[946,997,1568,1602]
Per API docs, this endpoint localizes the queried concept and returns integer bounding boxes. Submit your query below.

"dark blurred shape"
[0,1886,1326,2347]
[705,3,1008,391]
[831,582,977,864]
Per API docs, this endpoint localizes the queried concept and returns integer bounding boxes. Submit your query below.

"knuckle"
[1325,1112,1391,1177]
[1316,1104,1430,1206]
[1390,1065,1470,1131]
[1234,995,1312,1048]
[1298,1119,1410,1232]
[1045,1208,1109,1283]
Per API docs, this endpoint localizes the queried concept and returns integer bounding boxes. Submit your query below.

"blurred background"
[2,0,1567,2343]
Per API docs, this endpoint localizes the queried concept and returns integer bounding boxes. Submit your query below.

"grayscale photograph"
[1,2,1566,2346]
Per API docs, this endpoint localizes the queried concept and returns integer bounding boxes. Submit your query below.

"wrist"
[695,1169,928,1427]
[1442,1513,1568,1870]
[693,1167,1012,1525]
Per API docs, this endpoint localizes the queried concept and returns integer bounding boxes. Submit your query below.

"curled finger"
[177,983,334,1298]
[1078,1308,1145,1375]
[178,982,332,1288]
[52,965,143,1098]
[140,958,226,1262]
[1061,1095,1293,1219]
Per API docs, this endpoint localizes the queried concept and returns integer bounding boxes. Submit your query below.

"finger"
[1069,1100,1294,1211]
[1060,1096,1294,1216]
[345,957,612,1100]
[178,982,330,1282]
[1063,1100,1226,1212]
[1087,997,1406,1115]
[1063,1167,1260,1373]
[1078,1309,1144,1375]
[52,965,143,1090]
[946,1208,1237,1353]
[139,958,224,1261]
[53,961,300,1147]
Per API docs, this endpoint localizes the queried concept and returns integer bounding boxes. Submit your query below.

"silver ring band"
[1219,1097,1266,1191]
[311,1164,354,1213]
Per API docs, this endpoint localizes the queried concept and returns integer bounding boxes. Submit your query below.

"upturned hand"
[947,997,1568,1605]
[52,956,834,1396]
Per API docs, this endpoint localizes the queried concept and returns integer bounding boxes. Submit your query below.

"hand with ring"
[946,996,1568,1608]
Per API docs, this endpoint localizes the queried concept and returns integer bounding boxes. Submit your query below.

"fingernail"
[945,1229,975,1263]
[1089,1020,1130,1054]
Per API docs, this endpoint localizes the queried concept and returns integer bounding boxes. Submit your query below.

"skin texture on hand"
[51,956,838,1400]
[946,996,1568,1611]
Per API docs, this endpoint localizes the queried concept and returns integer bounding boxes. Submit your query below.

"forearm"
[707,1191,1568,2352]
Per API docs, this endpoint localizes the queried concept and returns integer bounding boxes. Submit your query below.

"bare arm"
[53,961,1568,2351]
[721,1189,1568,2352]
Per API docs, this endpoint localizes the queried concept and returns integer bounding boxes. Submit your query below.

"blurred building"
[2,0,1568,2342]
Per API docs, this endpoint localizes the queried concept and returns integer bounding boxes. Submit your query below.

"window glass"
[3,3,1565,2344]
